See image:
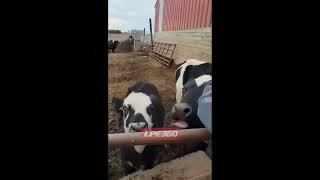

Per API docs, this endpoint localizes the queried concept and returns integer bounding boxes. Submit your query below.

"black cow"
[108,40,120,53]
[112,81,165,175]
[168,59,212,152]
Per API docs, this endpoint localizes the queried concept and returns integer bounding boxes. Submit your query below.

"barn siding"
[161,0,212,31]
[154,0,212,64]
[155,28,212,64]
[154,1,159,32]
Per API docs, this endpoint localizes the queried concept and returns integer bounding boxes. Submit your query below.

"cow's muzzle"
[129,113,149,132]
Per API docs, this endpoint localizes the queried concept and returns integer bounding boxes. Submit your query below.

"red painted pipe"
[108,128,210,148]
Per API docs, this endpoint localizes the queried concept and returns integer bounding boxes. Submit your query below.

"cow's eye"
[123,106,128,113]
[147,105,154,115]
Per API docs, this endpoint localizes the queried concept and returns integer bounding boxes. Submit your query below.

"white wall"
[144,34,154,43]
[158,0,164,32]
[108,33,128,42]
[154,28,212,64]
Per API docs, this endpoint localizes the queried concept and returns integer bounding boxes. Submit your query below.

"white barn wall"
[108,33,128,42]
[154,28,212,64]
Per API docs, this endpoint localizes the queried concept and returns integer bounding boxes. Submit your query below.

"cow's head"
[112,92,161,153]
[169,75,212,129]
[112,92,157,131]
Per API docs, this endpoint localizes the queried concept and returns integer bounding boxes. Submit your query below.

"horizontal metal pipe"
[108,128,210,148]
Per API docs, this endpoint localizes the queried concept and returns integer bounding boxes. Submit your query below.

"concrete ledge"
[120,151,212,180]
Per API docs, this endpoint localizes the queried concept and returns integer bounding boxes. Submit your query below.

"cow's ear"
[126,87,132,96]
[126,83,135,96]
[112,97,123,112]
[149,94,161,105]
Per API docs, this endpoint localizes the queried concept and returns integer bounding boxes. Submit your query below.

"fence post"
[143,28,145,43]
[149,18,153,45]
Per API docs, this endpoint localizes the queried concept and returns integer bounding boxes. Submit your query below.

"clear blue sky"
[108,0,157,33]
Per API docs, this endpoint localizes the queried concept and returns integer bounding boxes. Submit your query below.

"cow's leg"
[123,161,136,175]
[112,48,115,53]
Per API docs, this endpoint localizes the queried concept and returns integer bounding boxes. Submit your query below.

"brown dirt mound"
[120,151,212,180]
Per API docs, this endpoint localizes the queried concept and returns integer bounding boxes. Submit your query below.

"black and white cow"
[168,59,212,152]
[175,59,212,103]
[128,35,134,44]
[112,81,165,175]
[108,40,120,53]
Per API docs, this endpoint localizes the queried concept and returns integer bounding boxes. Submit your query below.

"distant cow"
[108,40,120,53]
[168,59,212,152]
[128,35,134,44]
[112,81,165,175]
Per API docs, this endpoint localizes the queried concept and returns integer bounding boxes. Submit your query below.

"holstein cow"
[169,59,212,152]
[175,59,212,103]
[112,81,165,175]
[108,40,120,53]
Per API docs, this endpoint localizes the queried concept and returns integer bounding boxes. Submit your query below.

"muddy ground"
[107,52,188,180]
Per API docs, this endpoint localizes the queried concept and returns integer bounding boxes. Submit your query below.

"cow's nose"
[172,103,192,115]
[132,113,145,123]
[130,113,148,131]
[131,122,147,131]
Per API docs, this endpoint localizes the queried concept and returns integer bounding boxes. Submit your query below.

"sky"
[108,0,157,34]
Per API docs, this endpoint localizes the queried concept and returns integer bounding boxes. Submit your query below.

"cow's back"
[182,63,211,85]
[175,60,211,103]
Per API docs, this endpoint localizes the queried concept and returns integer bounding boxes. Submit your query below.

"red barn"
[154,0,212,64]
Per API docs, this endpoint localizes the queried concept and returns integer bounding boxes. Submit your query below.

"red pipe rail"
[108,128,210,148]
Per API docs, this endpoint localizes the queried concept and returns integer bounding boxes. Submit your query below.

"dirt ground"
[107,52,187,180]
[120,151,212,180]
